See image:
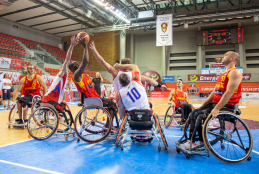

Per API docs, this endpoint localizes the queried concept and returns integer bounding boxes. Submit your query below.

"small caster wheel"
[77,138,80,143]
[158,147,161,152]
[181,128,183,131]
[28,135,31,139]
[8,126,10,129]
[176,148,181,153]
[121,145,124,151]
[65,135,68,140]
[46,129,49,133]
[186,154,190,159]
[247,156,251,161]
[22,126,25,130]
[221,145,225,149]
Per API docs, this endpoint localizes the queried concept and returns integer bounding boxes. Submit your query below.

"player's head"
[3,73,8,79]
[120,58,131,64]
[96,72,101,78]
[27,65,35,75]
[222,51,240,65]
[177,79,183,88]
[68,61,80,73]
[119,73,131,87]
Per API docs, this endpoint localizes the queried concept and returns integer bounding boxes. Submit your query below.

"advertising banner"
[163,76,175,82]
[188,73,251,81]
[10,59,24,70]
[0,57,11,69]
[41,75,55,86]
[156,14,173,46]
[0,71,20,89]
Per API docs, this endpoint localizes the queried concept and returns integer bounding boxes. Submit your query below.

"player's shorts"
[17,95,33,107]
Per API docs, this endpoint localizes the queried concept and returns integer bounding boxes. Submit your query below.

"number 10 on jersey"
[127,87,141,102]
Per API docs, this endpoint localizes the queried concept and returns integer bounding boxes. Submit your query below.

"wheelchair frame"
[27,102,75,140]
[175,108,253,164]
[164,104,195,130]
[115,112,168,152]
[7,95,41,129]
[75,97,122,143]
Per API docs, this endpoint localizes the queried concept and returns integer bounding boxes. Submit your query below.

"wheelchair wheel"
[9,104,19,124]
[27,106,59,140]
[164,106,175,128]
[115,114,128,147]
[74,105,112,143]
[57,109,73,133]
[154,113,168,149]
[203,112,253,164]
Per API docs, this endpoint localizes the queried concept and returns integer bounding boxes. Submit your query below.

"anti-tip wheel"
[176,148,181,153]
[65,135,68,140]
[158,146,161,152]
[247,157,252,161]
[77,138,80,143]
[186,154,190,159]
[221,145,225,149]
[121,145,124,151]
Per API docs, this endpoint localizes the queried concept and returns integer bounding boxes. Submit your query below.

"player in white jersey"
[41,36,78,104]
[89,41,167,96]
[115,64,150,118]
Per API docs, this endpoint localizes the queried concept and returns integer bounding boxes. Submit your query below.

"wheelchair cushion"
[128,109,153,121]
[128,120,153,130]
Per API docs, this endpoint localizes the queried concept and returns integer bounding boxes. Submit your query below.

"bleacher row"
[0,32,111,83]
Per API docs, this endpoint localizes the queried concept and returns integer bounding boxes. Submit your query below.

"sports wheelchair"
[7,95,41,129]
[115,109,168,152]
[175,105,253,164]
[27,101,74,140]
[74,97,122,143]
[164,104,194,130]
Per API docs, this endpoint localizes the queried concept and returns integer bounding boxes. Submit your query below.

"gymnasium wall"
[126,21,259,83]
[0,18,61,46]
[61,31,120,75]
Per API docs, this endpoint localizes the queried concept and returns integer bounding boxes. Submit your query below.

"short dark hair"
[120,58,131,64]
[178,79,183,83]
[68,61,79,72]
[119,73,131,87]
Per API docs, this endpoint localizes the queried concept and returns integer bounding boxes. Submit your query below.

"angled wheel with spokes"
[164,106,175,128]
[74,105,112,143]
[202,112,253,164]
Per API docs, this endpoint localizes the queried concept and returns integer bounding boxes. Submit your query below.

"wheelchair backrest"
[84,97,103,107]
[129,109,151,121]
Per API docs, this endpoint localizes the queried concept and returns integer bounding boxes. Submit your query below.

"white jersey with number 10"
[118,80,150,111]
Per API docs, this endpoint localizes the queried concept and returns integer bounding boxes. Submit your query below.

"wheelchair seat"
[128,109,153,130]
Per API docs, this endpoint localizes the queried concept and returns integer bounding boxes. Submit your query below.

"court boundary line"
[0,139,32,149]
[0,159,64,174]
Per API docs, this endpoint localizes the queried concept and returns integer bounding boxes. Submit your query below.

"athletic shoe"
[184,140,196,150]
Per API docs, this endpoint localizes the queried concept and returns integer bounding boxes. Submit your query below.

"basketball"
[77,32,90,43]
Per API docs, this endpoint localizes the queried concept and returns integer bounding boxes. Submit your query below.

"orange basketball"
[77,32,90,43]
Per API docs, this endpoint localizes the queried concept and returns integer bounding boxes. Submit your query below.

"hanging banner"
[156,14,173,46]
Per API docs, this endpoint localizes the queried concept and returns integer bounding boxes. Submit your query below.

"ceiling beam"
[16,12,57,22]
[53,28,83,35]
[43,23,80,31]
[31,0,93,28]
[30,18,69,27]
[51,0,101,26]
[0,5,42,17]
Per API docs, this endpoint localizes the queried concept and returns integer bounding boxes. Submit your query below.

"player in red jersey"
[68,37,116,117]
[184,51,242,149]
[12,65,47,124]
[168,79,187,108]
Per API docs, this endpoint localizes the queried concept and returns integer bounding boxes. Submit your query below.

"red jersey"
[23,74,41,96]
[72,72,100,98]
[173,90,187,108]
[213,68,242,105]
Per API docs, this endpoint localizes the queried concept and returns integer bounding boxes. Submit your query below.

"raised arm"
[74,39,89,82]
[141,75,167,91]
[59,36,78,77]
[37,76,47,96]
[115,92,125,119]
[12,77,25,102]
[89,41,117,78]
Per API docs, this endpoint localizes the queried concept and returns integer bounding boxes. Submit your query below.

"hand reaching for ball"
[70,35,78,47]
[89,41,96,51]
